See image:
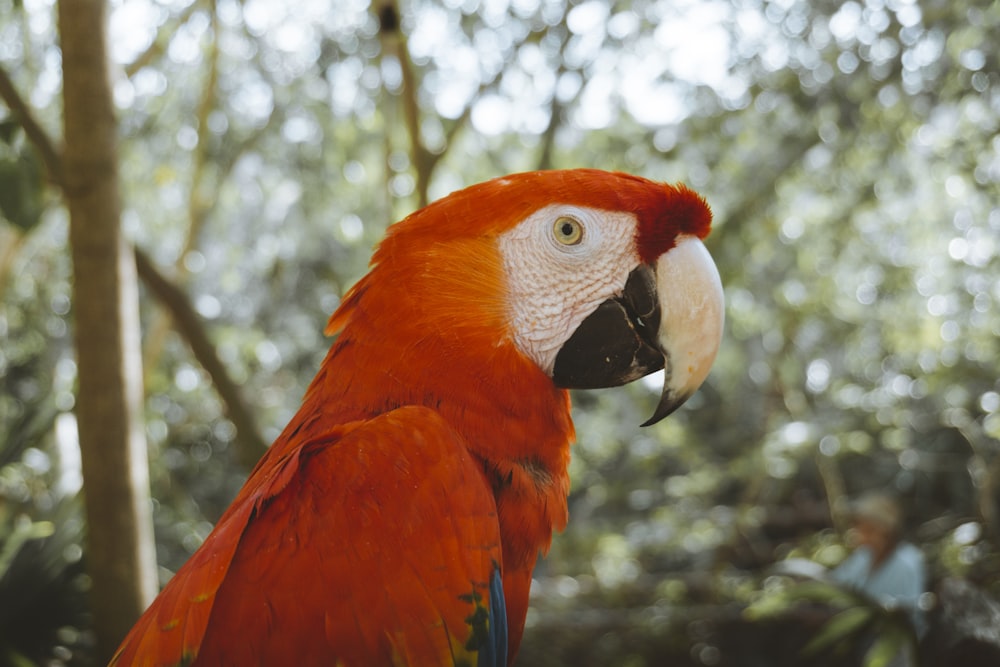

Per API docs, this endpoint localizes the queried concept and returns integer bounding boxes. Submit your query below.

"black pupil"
[560,222,575,237]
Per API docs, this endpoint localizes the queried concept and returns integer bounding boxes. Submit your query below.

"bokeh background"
[1,0,998,664]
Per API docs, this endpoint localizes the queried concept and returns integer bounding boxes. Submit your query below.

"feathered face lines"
[498,203,638,375]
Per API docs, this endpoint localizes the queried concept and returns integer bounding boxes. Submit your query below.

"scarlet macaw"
[110,169,724,666]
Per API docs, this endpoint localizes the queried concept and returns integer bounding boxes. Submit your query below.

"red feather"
[111,411,505,666]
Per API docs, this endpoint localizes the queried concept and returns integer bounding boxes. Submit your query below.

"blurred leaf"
[746,581,872,621]
[0,143,45,232]
[0,495,91,666]
[800,606,873,657]
[862,624,910,667]
[0,118,21,145]
[0,515,55,577]
[1,647,36,667]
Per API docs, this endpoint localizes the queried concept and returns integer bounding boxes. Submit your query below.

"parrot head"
[327,168,723,426]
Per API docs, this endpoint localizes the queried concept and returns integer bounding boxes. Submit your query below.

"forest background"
[0,0,998,665]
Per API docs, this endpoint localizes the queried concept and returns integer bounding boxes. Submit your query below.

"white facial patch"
[498,205,640,375]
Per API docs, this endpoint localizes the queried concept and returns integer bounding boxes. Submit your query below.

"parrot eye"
[552,217,584,246]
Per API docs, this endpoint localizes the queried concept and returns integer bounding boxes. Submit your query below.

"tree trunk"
[58,0,158,661]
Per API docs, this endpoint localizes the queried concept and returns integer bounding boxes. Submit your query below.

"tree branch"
[425,67,501,178]
[377,0,432,207]
[134,247,269,469]
[142,0,219,380]
[183,0,220,256]
[0,62,63,185]
[535,12,572,171]
[123,0,202,79]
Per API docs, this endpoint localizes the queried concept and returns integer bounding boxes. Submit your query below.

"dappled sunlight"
[1,0,999,663]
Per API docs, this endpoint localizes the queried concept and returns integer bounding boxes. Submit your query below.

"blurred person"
[831,492,927,665]
[832,492,927,633]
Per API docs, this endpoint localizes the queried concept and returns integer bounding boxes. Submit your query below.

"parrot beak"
[551,235,724,426]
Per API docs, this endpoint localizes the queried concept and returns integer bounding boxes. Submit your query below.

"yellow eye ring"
[553,217,584,245]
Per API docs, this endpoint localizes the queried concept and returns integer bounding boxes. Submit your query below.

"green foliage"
[802,607,873,658]
[0,462,92,666]
[746,581,864,620]
[747,578,918,667]
[0,123,44,232]
[0,513,54,576]
[1,0,999,663]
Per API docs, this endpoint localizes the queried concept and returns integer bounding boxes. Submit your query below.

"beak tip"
[639,388,692,427]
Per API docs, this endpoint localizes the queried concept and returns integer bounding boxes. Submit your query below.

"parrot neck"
[272,328,575,562]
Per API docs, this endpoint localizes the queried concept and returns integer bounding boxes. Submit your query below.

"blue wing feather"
[478,566,508,667]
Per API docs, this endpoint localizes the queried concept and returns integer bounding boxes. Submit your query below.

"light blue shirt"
[831,542,927,636]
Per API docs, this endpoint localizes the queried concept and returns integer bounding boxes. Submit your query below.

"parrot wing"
[110,406,507,667]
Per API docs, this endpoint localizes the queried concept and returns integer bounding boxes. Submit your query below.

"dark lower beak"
[551,236,724,426]
[551,264,664,390]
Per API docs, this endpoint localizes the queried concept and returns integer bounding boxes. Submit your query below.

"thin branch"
[424,67,500,178]
[534,11,572,171]
[124,0,202,79]
[134,247,269,469]
[377,0,433,207]
[535,96,563,171]
[0,62,63,185]
[143,0,220,374]
[183,0,220,256]
[0,226,26,304]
